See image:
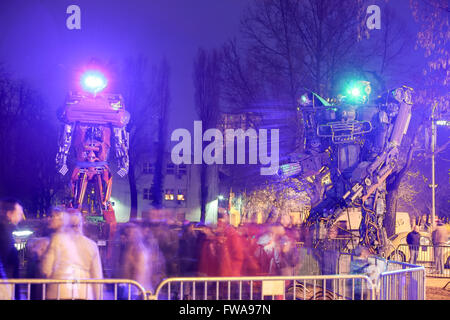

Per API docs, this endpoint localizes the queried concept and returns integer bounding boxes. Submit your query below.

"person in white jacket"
[41,209,103,300]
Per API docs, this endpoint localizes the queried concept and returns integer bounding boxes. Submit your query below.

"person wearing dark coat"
[178,222,199,277]
[406,226,421,265]
[0,198,25,299]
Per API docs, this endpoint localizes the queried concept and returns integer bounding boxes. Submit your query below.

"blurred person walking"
[117,224,151,299]
[0,198,25,299]
[25,237,50,300]
[276,235,300,276]
[198,224,219,277]
[25,207,65,300]
[216,212,244,277]
[432,220,448,274]
[142,222,166,291]
[239,222,262,276]
[41,209,103,300]
[178,222,200,277]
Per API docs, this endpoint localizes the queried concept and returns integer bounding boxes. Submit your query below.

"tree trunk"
[151,148,164,209]
[128,160,138,220]
[200,163,208,223]
[150,59,170,211]
[384,182,398,238]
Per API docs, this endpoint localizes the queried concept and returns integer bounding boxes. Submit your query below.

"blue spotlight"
[80,71,107,94]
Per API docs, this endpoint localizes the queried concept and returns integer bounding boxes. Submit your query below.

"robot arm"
[113,127,129,178]
[344,86,413,204]
[56,123,74,176]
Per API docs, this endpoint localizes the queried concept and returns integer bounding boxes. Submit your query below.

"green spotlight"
[349,87,361,97]
[344,81,371,103]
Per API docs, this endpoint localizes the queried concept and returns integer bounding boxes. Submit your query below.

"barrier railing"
[151,275,376,300]
[395,244,450,278]
[7,240,426,300]
[378,260,426,300]
[0,279,148,300]
[0,267,425,301]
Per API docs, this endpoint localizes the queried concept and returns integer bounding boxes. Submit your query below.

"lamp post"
[430,103,437,233]
[430,101,450,232]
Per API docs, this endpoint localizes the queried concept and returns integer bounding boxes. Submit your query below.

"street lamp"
[430,102,450,232]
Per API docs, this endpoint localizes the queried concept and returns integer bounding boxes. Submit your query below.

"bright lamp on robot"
[350,87,361,97]
[80,71,107,94]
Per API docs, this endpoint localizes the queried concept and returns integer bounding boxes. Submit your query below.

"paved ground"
[426,277,450,300]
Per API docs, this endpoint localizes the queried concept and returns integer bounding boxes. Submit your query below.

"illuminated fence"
[0,279,148,300]
[378,261,426,300]
[335,253,426,300]
[150,275,376,301]
[394,244,450,278]
[0,267,424,300]
[8,241,426,300]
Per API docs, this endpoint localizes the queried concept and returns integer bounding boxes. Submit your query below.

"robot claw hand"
[117,168,128,178]
[58,164,69,176]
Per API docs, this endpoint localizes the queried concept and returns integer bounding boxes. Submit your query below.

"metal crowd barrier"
[395,244,450,278]
[0,279,148,300]
[151,275,376,300]
[378,260,426,300]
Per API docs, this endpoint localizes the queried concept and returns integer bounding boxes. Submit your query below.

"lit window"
[164,189,174,201]
[177,190,186,201]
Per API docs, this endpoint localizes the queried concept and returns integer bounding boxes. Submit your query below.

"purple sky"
[0,0,250,133]
[0,0,425,135]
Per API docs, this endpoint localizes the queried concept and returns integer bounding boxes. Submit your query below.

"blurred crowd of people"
[181,212,307,278]
[0,197,314,299]
[3,196,446,300]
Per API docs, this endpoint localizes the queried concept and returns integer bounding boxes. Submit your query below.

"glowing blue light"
[81,71,107,93]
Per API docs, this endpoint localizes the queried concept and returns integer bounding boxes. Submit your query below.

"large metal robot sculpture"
[56,71,130,240]
[280,82,413,254]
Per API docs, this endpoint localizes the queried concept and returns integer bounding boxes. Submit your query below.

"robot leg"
[360,198,383,254]
[102,172,116,240]
[72,170,88,209]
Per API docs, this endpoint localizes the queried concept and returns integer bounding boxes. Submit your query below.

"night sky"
[0,0,250,133]
[0,0,433,136]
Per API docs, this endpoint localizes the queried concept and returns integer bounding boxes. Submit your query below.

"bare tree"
[221,0,365,158]
[150,59,171,209]
[120,57,170,219]
[193,48,222,223]
[383,0,450,236]
[0,68,64,216]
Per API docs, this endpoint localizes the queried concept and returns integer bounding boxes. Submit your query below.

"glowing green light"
[350,87,361,97]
